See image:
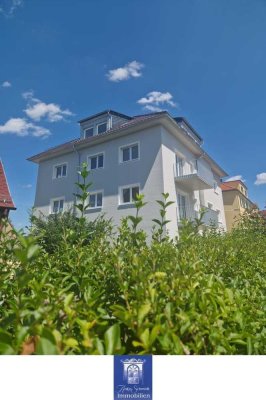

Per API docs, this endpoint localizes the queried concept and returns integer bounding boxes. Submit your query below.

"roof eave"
[28,113,228,178]
[28,114,167,163]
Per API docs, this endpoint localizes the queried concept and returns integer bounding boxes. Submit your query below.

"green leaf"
[36,337,59,355]
[104,324,121,355]
[137,303,151,325]
[247,337,252,355]
[64,338,79,348]
[139,329,150,349]
[27,244,40,260]
[0,343,15,355]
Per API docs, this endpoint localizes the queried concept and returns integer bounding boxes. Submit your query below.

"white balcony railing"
[174,159,214,190]
[177,205,219,227]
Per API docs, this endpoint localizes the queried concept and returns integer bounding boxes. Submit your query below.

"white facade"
[29,110,227,237]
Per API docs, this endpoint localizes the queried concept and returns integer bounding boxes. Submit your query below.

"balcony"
[174,159,214,191]
[177,205,219,227]
[201,207,219,227]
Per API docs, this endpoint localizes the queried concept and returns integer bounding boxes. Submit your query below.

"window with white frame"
[97,122,107,135]
[85,127,94,138]
[88,191,103,208]
[120,185,140,204]
[51,198,64,214]
[54,163,67,179]
[88,153,104,170]
[120,143,139,163]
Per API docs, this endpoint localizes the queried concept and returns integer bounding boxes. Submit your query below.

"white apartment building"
[28,110,227,237]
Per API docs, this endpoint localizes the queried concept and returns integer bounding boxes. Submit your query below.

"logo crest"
[114,355,152,400]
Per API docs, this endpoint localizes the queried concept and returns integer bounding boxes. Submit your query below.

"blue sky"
[1,0,266,229]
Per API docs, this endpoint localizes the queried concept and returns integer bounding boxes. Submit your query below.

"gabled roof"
[0,160,16,210]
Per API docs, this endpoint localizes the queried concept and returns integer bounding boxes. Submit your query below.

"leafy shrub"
[0,165,265,355]
[30,210,112,253]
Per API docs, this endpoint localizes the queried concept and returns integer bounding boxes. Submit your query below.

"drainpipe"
[72,141,81,217]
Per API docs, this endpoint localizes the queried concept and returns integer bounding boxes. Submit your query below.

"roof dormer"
[78,110,131,139]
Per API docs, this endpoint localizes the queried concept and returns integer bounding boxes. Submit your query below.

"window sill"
[118,203,135,210]
[85,207,102,214]
[119,158,140,165]
[89,167,104,171]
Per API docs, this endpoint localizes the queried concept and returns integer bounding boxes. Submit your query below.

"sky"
[0,0,266,229]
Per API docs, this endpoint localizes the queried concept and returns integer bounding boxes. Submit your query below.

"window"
[51,198,64,214]
[177,193,187,219]
[88,192,103,208]
[54,163,67,179]
[176,156,184,176]
[97,122,107,135]
[120,143,139,163]
[213,181,218,193]
[120,185,140,204]
[89,153,104,170]
[85,127,94,138]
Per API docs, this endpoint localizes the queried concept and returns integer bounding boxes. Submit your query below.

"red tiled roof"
[220,180,247,190]
[220,182,236,191]
[0,160,16,210]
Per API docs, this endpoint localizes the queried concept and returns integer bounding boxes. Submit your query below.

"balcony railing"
[177,205,198,221]
[201,207,219,227]
[177,205,219,227]
[174,159,214,190]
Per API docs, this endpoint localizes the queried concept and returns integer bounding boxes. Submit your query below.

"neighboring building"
[220,180,256,231]
[0,160,16,231]
[259,210,266,220]
[28,110,227,237]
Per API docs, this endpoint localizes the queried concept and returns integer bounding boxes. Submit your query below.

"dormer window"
[85,127,94,138]
[97,122,107,135]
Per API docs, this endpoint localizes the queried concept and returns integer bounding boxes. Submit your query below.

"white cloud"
[255,172,266,186]
[0,118,50,138]
[137,91,177,111]
[2,81,11,88]
[225,175,245,183]
[0,0,23,17]
[107,61,144,82]
[23,90,74,122]
[142,105,163,112]
[22,90,34,100]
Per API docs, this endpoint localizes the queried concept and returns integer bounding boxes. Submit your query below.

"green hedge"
[0,165,265,354]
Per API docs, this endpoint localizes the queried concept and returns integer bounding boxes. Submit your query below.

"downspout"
[72,141,81,217]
